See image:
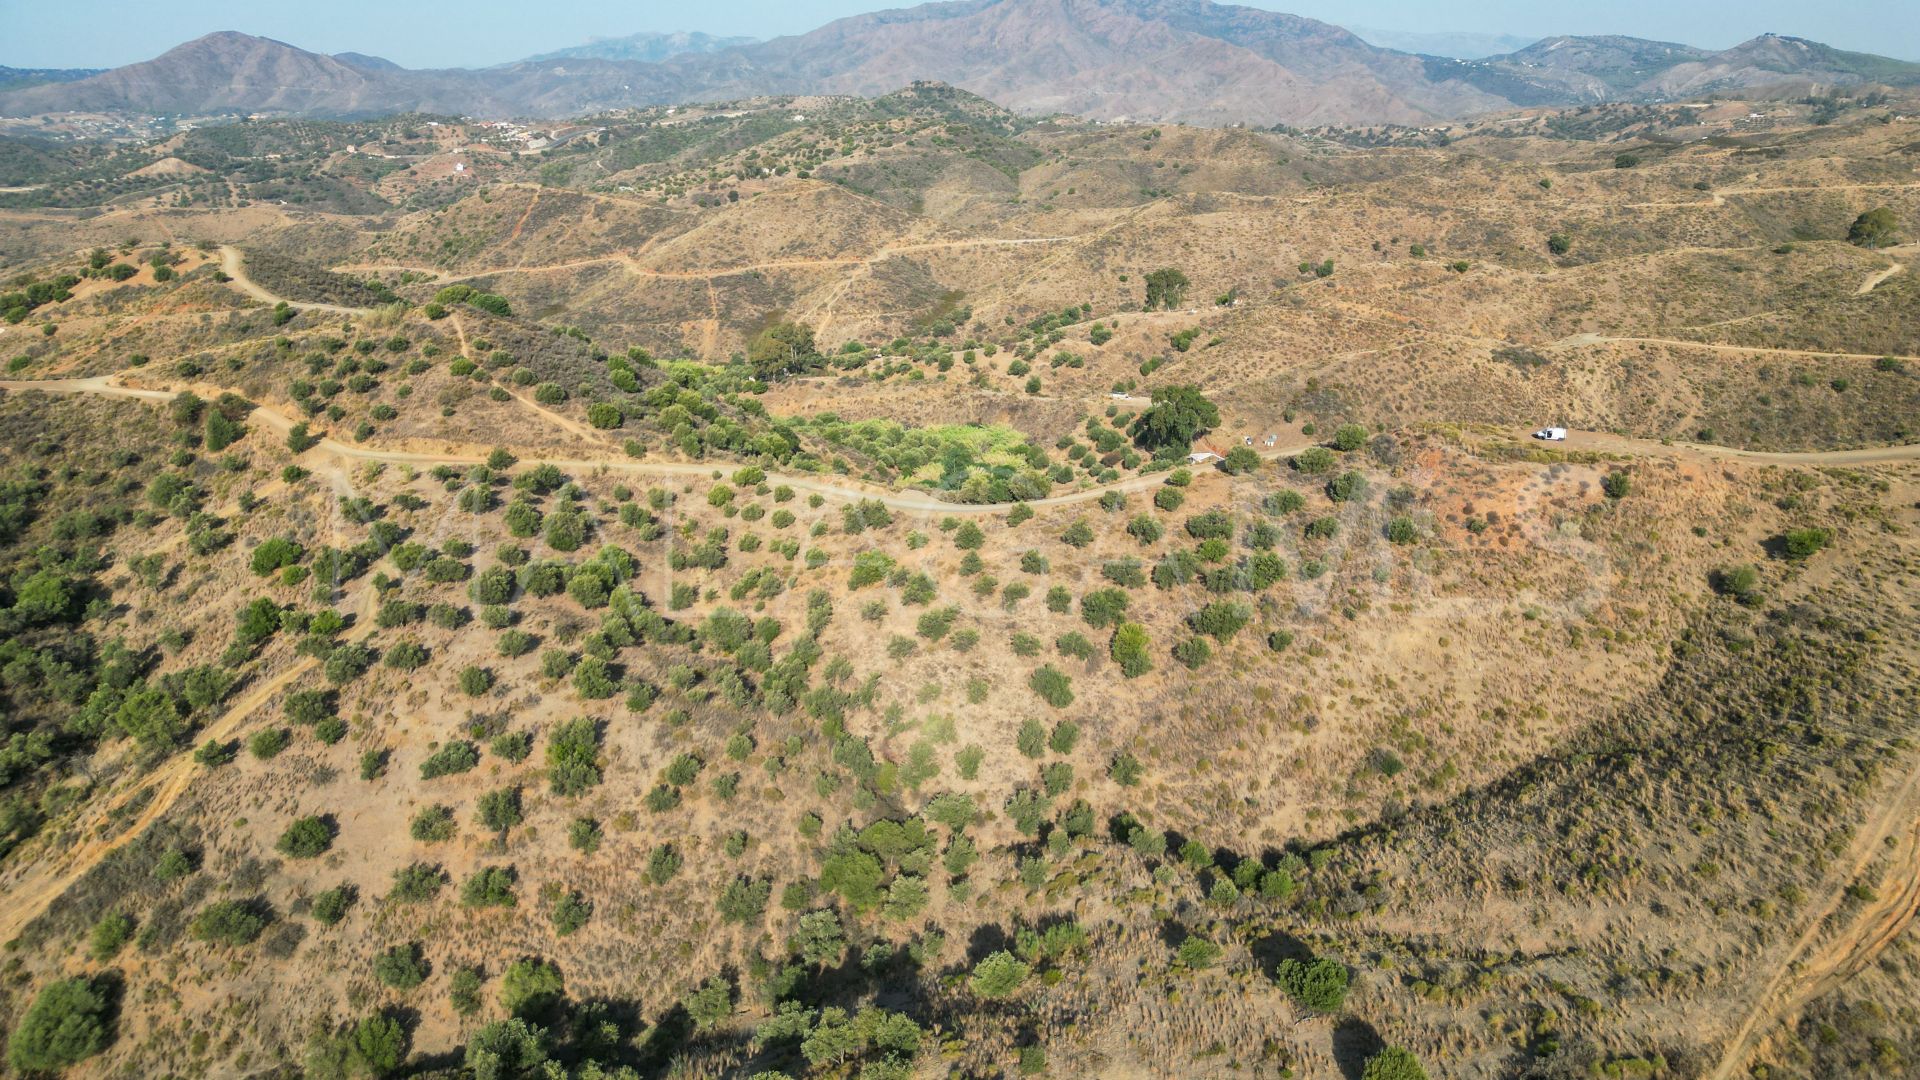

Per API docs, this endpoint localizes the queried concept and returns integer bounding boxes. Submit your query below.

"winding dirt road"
[46,171,1918,1072]
[2,375,1918,1038]
[5,378,1919,517]
[330,235,1074,291]
[0,373,1224,512]
[1855,251,1909,295]
[220,245,373,317]
[1549,332,1920,365]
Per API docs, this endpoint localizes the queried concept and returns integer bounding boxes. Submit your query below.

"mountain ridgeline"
[1,0,1917,125]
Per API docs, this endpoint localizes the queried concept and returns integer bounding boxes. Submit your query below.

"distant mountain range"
[3,0,1916,127]
[521,31,758,65]
[1348,27,1533,61]
[1433,32,1920,107]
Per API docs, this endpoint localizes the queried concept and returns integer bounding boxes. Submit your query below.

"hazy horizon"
[7,0,1918,70]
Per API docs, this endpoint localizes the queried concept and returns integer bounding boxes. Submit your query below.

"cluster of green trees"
[1848,207,1898,249]
[1,273,80,324]
[1132,385,1219,451]
[430,283,512,316]
[747,320,821,380]
[1143,267,1190,310]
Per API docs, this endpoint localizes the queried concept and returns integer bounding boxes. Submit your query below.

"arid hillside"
[0,83,1917,1080]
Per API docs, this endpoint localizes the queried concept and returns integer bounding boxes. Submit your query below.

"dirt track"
[1705,746,1920,1080]
[219,246,370,316]
[447,311,612,443]
[0,571,383,947]
[328,235,1074,290]
[4,378,1919,517]
[1549,331,1920,365]
[2,374,1918,1041]
[1855,249,1910,295]
[1625,181,1920,210]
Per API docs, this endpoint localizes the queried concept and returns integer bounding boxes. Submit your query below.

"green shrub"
[475,787,523,834]
[191,899,268,946]
[501,958,565,1019]
[1713,564,1763,606]
[550,891,591,936]
[88,913,134,961]
[684,977,733,1030]
[248,727,290,760]
[1327,471,1368,503]
[1080,588,1130,629]
[1173,637,1212,669]
[1362,1047,1429,1080]
[1331,423,1367,451]
[410,805,456,843]
[568,818,602,854]
[276,815,334,858]
[1111,622,1152,677]
[1275,956,1349,1011]
[1848,207,1898,249]
[374,942,429,990]
[969,951,1030,998]
[1176,937,1222,969]
[1783,526,1831,560]
[547,717,603,796]
[250,536,303,576]
[1189,601,1250,642]
[1185,509,1233,540]
[458,666,494,696]
[389,863,445,904]
[7,978,113,1072]
[1028,665,1075,708]
[296,880,351,927]
[420,741,479,779]
[1293,446,1335,474]
[460,866,518,908]
[715,877,771,923]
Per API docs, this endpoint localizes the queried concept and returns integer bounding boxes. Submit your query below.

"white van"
[1532,427,1568,442]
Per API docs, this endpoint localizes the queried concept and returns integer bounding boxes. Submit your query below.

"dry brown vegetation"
[0,86,1917,1080]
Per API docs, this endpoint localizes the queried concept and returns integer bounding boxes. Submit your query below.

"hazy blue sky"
[7,0,1916,69]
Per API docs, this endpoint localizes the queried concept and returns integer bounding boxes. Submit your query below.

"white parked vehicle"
[1532,427,1568,442]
